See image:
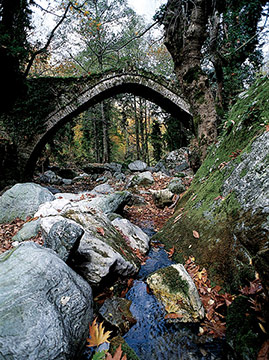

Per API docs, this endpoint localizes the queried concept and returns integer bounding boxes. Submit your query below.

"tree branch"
[24,2,71,77]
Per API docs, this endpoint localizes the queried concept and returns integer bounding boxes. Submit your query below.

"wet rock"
[0,183,54,223]
[150,189,174,208]
[0,242,93,360]
[146,264,204,322]
[111,217,150,254]
[99,297,136,335]
[128,160,147,172]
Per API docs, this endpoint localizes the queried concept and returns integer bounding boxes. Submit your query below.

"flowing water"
[123,245,229,360]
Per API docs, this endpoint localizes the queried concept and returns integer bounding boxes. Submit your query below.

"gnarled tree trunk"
[163,0,217,158]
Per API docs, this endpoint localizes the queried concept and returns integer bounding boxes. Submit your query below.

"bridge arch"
[20,70,192,178]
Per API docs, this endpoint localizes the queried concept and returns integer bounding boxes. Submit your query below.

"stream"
[83,227,233,360]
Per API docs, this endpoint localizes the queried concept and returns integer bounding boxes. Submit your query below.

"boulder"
[0,183,54,223]
[0,242,93,360]
[64,209,140,285]
[128,160,147,172]
[111,217,150,254]
[36,191,132,217]
[153,77,269,295]
[168,178,186,194]
[12,218,41,242]
[129,171,154,187]
[146,264,204,322]
[39,170,63,185]
[91,183,114,195]
[150,189,174,208]
[41,217,84,262]
[105,162,122,173]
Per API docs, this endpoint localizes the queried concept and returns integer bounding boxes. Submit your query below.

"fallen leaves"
[106,345,127,360]
[86,318,112,348]
[184,256,234,338]
[97,227,105,236]
[166,245,175,258]
[0,217,43,254]
[192,230,200,239]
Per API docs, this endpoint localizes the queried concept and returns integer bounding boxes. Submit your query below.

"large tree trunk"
[163,0,217,158]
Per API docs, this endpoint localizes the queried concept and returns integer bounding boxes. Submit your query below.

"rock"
[127,194,147,206]
[168,178,186,194]
[129,171,154,187]
[39,170,63,185]
[114,172,126,182]
[146,264,204,322]
[0,242,93,360]
[128,160,147,172]
[154,148,190,175]
[174,161,189,172]
[91,183,114,195]
[65,209,140,285]
[112,218,150,254]
[150,189,174,208]
[105,162,122,173]
[85,191,132,214]
[72,173,91,183]
[82,163,108,174]
[62,178,72,185]
[99,297,136,335]
[0,183,54,223]
[41,217,84,262]
[153,78,269,294]
[12,218,41,242]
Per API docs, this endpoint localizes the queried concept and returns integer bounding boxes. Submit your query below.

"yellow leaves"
[86,318,112,348]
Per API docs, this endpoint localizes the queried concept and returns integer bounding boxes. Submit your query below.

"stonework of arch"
[18,69,192,178]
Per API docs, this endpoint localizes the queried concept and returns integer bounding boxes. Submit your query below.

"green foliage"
[92,350,106,360]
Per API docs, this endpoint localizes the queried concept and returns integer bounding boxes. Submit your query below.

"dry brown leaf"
[164,313,184,320]
[257,340,269,360]
[96,227,105,236]
[193,230,200,238]
[86,318,112,348]
[106,345,127,360]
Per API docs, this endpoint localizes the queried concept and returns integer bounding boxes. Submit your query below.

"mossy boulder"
[153,76,269,293]
[146,264,204,322]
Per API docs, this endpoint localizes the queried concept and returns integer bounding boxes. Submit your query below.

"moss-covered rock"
[153,76,269,293]
[146,264,204,322]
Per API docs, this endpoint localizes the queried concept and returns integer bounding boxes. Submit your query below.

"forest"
[0,1,269,360]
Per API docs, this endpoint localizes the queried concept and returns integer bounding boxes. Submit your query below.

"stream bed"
[83,228,233,360]
[123,245,230,360]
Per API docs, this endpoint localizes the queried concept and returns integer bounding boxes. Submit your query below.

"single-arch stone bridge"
[1,68,192,183]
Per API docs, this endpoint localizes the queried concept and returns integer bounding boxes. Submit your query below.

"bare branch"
[24,2,71,77]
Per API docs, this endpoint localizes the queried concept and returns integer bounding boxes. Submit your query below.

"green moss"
[153,75,269,292]
[0,246,18,262]
[240,167,248,178]
[110,336,140,360]
[159,266,189,296]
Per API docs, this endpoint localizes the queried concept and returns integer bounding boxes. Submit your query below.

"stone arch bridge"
[3,68,192,182]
